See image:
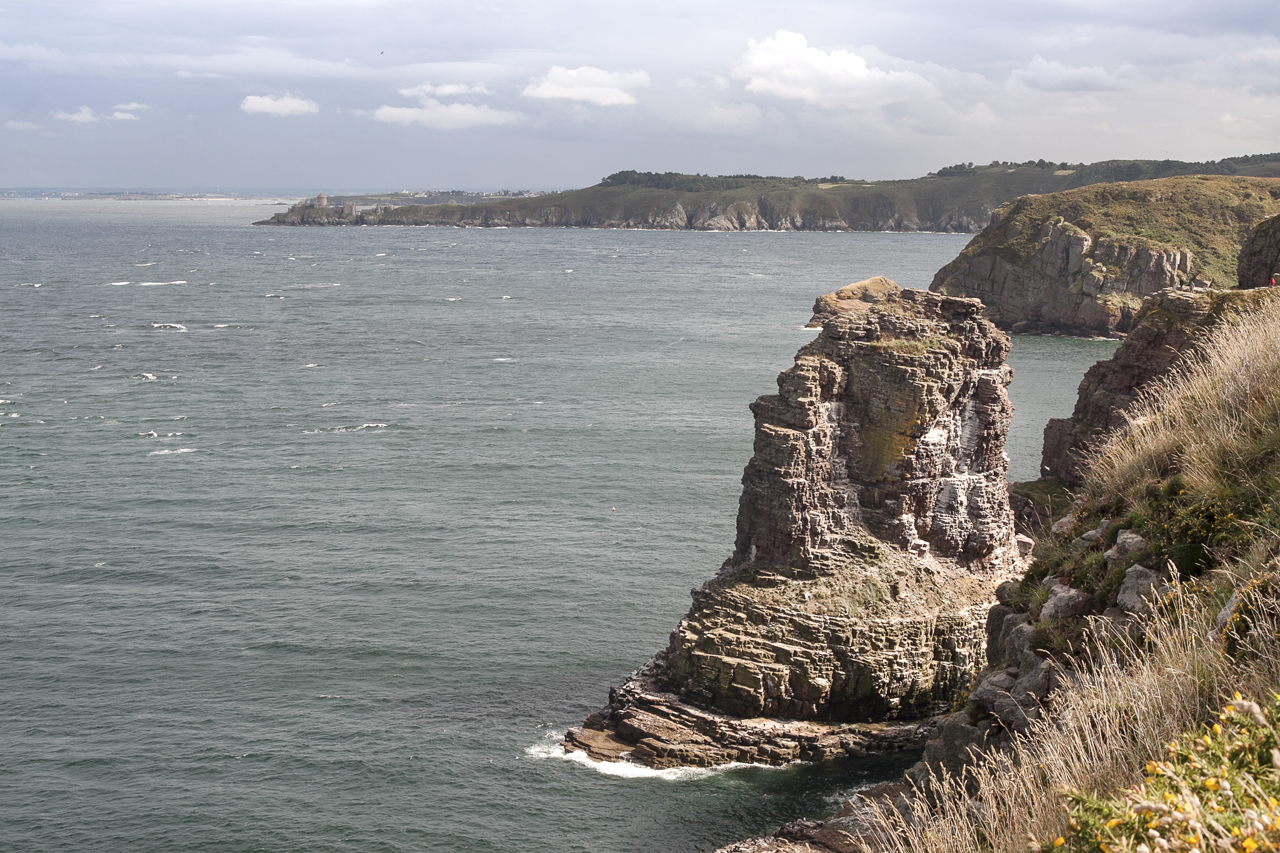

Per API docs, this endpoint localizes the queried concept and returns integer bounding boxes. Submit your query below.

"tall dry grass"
[847,578,1280,852]
[1086,297,1280,512]
[842,295,1280,851]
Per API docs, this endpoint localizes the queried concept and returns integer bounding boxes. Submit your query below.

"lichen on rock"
[566,281,1025,769]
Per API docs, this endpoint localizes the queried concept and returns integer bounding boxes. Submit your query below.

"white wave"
[214,324,229,328]
[524,737,759,780]
[564,269,573,273]
[445,297,462,302]
[303,363,322,368]
[135,262,157,266]
[90,365,102,371]
[151,323,188,332]
[133,373,157,381]
[139,430,158,437]
[376,253,387,257]
[321,402,339,407]
[138,281,187,286]
[148,448,196,456]
[108,281,130,286]
[501,295,512,299]
[265,294,284,299]
[492,358,514,362]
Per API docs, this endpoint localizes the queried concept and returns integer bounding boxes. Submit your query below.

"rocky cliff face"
[933,212,1194,337]
[1041,286,1280,486]
[929,176,1280,337]
[565,282,1026,769]
[1237,211,1280,289]
[359,196,989,232]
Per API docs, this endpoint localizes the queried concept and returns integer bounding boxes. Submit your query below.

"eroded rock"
[566,281,1024,768]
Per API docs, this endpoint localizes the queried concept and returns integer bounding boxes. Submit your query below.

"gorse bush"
[1043,693,1280,853]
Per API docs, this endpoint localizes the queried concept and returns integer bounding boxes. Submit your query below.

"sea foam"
[523,734,762,780]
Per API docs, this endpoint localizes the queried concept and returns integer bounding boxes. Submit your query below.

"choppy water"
[0,201,1116,852]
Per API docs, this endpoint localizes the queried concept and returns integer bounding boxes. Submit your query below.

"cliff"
[1040,286,1280,485]
[253,154,1280,233]
[929,176,1280,337]
[1237,210,1280,289]
[565,282,1028,769]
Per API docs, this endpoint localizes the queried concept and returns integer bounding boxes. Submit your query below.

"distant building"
[315,193,328,208]
[342,202,357,216]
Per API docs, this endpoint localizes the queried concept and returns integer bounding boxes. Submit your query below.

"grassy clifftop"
[257,153,1280,233]
[955,175,1280,286]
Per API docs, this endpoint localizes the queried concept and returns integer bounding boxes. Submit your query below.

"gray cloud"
[2,1,1280,187]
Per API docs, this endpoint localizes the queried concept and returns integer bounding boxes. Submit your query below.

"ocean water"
[0,201,1117,853]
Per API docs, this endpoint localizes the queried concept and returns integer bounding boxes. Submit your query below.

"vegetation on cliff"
[255,154,1280,233]
[930,176,1280,336]
[828,294,1280,853]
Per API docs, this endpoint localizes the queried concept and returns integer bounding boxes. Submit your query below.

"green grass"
[936,176,1280,289]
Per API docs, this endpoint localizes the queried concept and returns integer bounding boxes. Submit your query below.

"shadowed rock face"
[565,282,1024,769]
[1238,212,1280,289]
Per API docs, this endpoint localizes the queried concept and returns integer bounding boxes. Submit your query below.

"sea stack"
[565,279,1026,769]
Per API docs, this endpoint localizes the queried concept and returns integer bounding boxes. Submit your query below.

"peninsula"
[254,153,1280,233]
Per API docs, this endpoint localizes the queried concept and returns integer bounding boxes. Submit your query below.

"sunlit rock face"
[566,281,1024,769]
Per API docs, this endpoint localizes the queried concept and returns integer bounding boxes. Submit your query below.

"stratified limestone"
[566,282,1024,769]
[1041,286,1280,486]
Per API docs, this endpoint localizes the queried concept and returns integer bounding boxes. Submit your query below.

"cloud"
[373,99,523,129]
[1008,56,1122,92]
[113,102,150,111]
[240,94,320,116]
[399,81,493,98]
[5,119,42,131]
[734,30,935,109]
[54,106,99,123]
[522,65,649,106]
[700,101,764,135]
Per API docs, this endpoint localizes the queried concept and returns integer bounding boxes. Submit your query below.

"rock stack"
[565,280,1026,769]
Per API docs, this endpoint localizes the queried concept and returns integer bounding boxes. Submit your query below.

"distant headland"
[253,153,1280,233]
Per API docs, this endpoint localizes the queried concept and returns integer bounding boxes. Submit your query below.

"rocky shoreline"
[565,281,1028,775]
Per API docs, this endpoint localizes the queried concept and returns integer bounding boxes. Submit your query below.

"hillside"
[929,175,1280,336]
[255,153,1280,232]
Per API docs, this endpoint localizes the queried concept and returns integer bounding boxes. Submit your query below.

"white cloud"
[1008,56,1122,92]
[111,111,140,120]
[734,30,935,108]
[399,81,493,98]
[113,102,150,111]
[54,106,99,123]
[701,101,764,134]
[373,99,524,129]
[522,65,649,106]
[5,119,42,131]
[0,41,68,63]
[240,94,320,116]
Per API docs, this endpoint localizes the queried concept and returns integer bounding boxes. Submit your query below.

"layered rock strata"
[930,176,1280,337]
[1041,286,1280,486]
[565,282,1025,769]
[933,211,1194,337]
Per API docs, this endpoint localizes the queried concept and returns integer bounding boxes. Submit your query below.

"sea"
[0,200,1118,853]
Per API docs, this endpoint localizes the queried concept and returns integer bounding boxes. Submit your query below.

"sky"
[3,0,1280,190]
